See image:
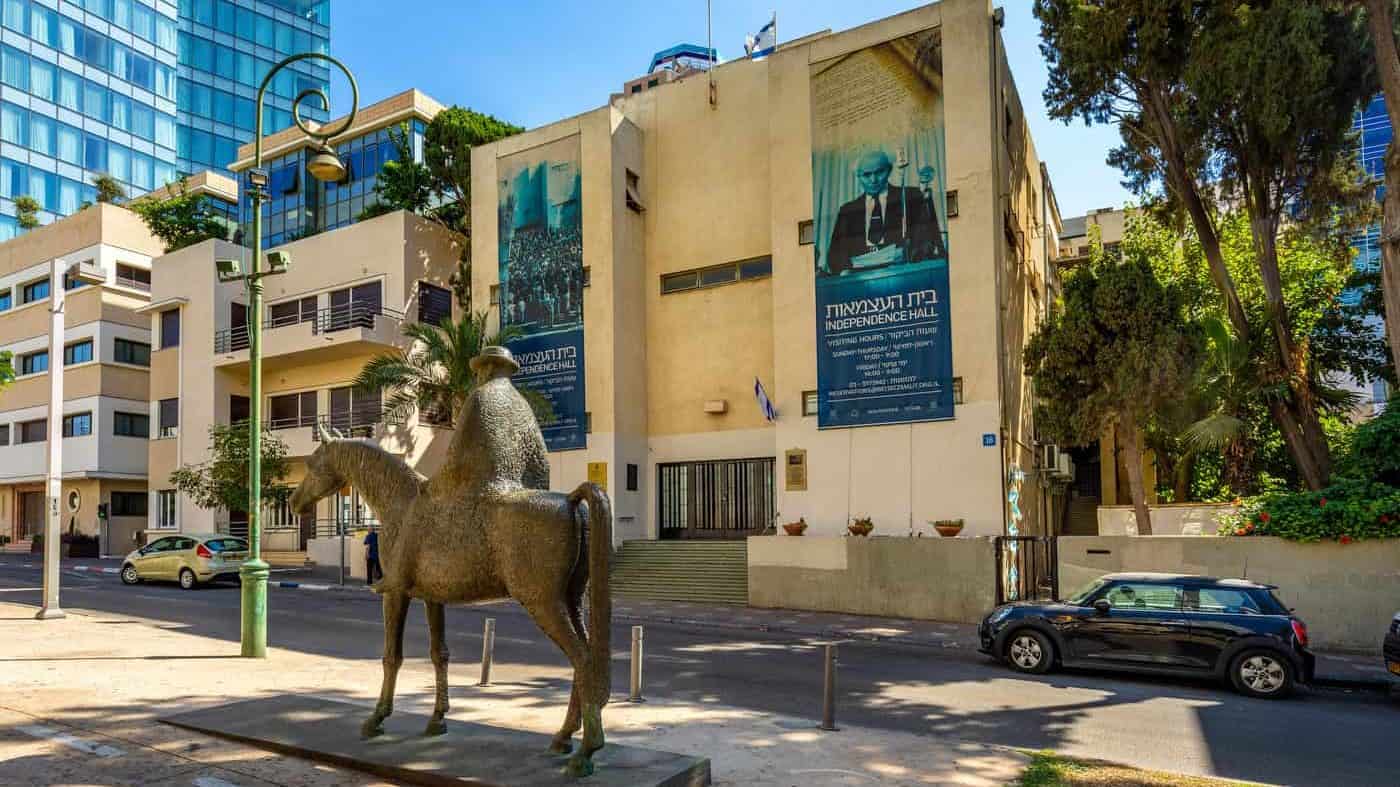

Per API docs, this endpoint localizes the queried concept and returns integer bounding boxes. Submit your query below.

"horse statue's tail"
[568,482,613,703]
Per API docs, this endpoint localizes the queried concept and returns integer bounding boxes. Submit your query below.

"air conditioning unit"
[1055,452,1074,480]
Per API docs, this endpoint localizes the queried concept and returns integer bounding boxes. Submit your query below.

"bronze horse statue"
[288,347,613,777]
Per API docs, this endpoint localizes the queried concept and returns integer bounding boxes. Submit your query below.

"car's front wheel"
[1005,629,1055,674]
[1230,649,1295,699]
[178,568,198,590]
[120,564,140,585]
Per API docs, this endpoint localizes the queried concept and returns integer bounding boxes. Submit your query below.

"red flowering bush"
[1220,481,1400,543]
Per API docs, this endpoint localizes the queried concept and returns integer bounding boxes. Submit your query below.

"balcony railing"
[214,303,405,354]
[115,275,152,292]
[311,411,405,439]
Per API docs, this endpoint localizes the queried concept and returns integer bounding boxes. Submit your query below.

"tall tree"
[1025,253,1200,535]
[354,311,551,426]
[169,423,291,516]
[129,178,232,252]
[1037,0,1373,489]
[93,173,125,204]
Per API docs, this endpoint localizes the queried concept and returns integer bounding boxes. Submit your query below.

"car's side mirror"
[1093,599,1111,615]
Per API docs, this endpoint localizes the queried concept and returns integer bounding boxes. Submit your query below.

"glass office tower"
[1352,95,1391,411]
[0,0,329,241]
[175,0,329,176]
[0,0,182,238]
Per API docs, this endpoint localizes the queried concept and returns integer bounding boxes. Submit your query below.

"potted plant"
[848,516,874,537]
[782,517,808,536]
[931,518,964,537]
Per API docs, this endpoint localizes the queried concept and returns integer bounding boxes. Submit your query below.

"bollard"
[479,618,496,686]
[628,625,645,703]
[819,643,838,731]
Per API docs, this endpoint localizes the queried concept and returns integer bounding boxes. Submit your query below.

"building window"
[230,395,250,424]
[63,272,87,290]
[661,257,772,294]
[0,423,8,445]
[116,263,151,291]
[802,390,818,417]
[62,412,91,437]
[157,490,176,529]
[269,296,316,328]
[626,463,639,492]
[113,411,149,437]
[21,278,48,303]
[0,289,10,311]
[19,419,45,443]
[158,398,178,438]
[160,308,180,348]
[952,376,964,405]
[489,284,499,306]
[111,491,146,517]
[114,338,151,366]
[417,281,452,327]
[63,339,93,365]
[269,391,318,430]
[798,220,815,245]
[947,190,959,218]
[20,350,47,375]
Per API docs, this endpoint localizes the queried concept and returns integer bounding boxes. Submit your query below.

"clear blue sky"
[328,1,1130,219]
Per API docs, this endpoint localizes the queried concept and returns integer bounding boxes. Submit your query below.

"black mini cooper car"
[1385,611,1400,684]
[978,572,1315,698]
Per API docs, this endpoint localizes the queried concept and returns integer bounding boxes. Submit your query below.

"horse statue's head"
[289,423,349,513]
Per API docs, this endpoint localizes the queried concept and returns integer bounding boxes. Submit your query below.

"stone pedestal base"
[161,695,710,786]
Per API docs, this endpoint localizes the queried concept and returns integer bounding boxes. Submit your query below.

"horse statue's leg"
[424,601,450,736]
[520,599,593,768]
[547,584,590,754]
[363,592,411,738]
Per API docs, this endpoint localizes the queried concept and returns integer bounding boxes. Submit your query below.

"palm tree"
[1182,317,1262,495]
[354,311,553,428]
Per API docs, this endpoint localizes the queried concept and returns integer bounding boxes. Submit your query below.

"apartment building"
[0,203,161,553]
[142,210,460,548]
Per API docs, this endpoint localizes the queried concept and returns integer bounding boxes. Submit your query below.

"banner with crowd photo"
[497,135,587,451]
[811,28,954,429]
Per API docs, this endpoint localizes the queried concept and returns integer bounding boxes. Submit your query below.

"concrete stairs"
[609,540,748,605]
[264,551,310,568]
[1,539,32,554]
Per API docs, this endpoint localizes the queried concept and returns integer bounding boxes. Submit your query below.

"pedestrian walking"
[363,528,381,584]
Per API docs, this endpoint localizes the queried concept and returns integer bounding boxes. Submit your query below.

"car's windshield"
[1064,578,1110,605]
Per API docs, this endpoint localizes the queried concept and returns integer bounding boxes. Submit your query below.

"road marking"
[18,724,124,758]
[0,586,41,592]
[192,776,242,787]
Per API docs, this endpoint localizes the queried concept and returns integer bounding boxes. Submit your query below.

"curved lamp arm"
[254,52,359,170]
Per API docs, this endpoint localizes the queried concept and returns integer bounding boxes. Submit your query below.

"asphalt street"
[0,558,1395,786]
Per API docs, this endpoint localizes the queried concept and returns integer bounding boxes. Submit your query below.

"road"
[0,558,1395,786]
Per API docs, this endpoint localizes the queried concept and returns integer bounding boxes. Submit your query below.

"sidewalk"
[0,599,1026,786]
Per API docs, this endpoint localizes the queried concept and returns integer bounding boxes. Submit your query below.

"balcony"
[269,411,407,457]
[212,304,405,370]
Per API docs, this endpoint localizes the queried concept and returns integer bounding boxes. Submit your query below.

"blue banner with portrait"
[811,28,954,428]
[497,135,587,450]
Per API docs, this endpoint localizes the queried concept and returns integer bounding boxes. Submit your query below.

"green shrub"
[1341,407,1400,486]
[1220,479,1400,542]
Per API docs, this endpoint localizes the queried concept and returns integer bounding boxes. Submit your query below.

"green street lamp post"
[226,53,358,658]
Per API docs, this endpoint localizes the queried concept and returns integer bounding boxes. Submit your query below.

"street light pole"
[236,53,358,658]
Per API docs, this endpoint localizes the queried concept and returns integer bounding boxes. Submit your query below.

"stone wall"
[1096,504,1236,536]
[1059,536,1400,652]
[747,535,997,623]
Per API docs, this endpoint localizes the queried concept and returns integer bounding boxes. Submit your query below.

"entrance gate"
[995,536,1058,605]
[658,458,775,540]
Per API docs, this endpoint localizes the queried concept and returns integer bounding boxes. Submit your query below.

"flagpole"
[708,0,717,107]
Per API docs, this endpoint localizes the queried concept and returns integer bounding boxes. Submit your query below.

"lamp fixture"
[306,141,346,183]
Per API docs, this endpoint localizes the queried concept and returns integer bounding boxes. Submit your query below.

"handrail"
[214,303,406,353]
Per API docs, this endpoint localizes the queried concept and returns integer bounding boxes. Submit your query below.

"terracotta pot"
[933,522,964,537]
[782,522,807,536]
[847,522,873,537]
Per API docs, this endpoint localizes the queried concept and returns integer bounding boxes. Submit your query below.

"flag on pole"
[745,13,777,59]
[754,377,778,422]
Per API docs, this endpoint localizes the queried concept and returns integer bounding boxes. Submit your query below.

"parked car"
[978,572,1315,699]
[120,534,248,589]
[1385,611,1400,683]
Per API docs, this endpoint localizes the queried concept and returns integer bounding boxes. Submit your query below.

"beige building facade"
[472,0,1062,542]
[0,204,163,554]
[142,211,461,550]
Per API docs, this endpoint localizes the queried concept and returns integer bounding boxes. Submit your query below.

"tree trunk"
[1173,452,1194,504]
[1223,436,1256,498]
[1144,85,1251,342]
[1363,0,1400,384]
[1121,423,1153,536]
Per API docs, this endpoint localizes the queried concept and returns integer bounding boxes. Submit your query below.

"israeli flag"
[745,14,777,59]
[754,377,778,422]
